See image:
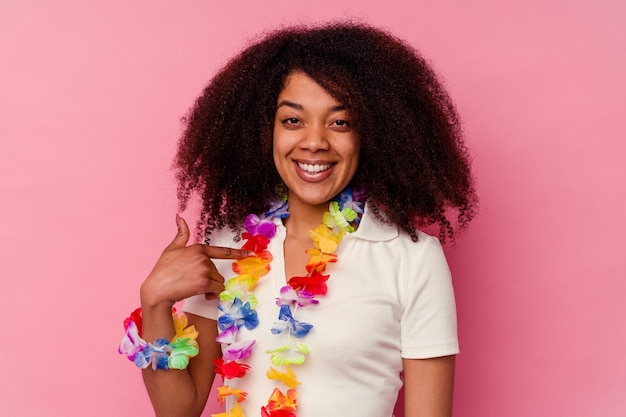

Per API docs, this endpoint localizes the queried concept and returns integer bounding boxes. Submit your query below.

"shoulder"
[350,209,450,284]
[355,205,443,254]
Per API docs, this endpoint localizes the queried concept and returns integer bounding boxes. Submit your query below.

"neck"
[283,198,328,240]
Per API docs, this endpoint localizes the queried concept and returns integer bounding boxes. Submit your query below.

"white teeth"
[298,162,332,174]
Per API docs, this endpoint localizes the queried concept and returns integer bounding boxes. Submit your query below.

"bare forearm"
[134,217,240,416]
[142,368,207,417]
[140,303,217,417]
[403,356,455,417]
[139,303,195,416]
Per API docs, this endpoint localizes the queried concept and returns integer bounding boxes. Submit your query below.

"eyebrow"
[276,100,346,112]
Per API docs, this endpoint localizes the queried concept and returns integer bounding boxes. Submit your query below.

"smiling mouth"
[297,162,333,174]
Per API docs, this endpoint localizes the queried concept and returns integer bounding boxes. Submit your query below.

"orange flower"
[304,248,337,274]
[216,386,248,405]
[233,251,272,276]
[264,388,297,412]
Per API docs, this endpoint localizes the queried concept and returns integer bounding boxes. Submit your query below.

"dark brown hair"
[175,22,477,242]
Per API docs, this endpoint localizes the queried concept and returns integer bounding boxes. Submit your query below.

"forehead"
[277,71,343,107]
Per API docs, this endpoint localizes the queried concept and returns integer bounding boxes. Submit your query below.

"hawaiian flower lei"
[213,188,364,417]
[118,307,200,370]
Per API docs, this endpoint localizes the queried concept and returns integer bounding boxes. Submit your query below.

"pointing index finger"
[203,245,254,259]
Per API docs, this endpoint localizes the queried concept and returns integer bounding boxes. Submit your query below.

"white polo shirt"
[184,206,458,417]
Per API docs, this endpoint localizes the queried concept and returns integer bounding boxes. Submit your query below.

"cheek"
[345,140,361,167]
[271,143,280,171]
[271,135,288,179]
[271,127,280,160]
[272,122,287,153]
[272,136,283,162]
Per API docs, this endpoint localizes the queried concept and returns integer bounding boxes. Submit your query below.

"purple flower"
[223,340,256,361]
[118,320,148,361]
[215,325,238,344]
[244,214,277,238]
[276,286,318,308]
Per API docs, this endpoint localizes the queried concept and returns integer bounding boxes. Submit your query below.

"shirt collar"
[350,203,398,242]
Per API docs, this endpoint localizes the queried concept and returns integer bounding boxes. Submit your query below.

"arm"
[141,311,221,417]
[136,216,250,417]
[403,355,455,417]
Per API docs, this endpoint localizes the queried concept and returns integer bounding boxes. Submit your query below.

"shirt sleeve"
[182,294,219,320]
[400,234,459,359]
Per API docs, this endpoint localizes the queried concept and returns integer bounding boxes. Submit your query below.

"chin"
[289,188,344,207]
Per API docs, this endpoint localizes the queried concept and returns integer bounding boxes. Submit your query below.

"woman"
[120,22,476,417]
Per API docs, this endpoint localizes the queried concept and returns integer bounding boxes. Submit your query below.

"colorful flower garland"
[118,307,200,370]
[116,188,364,416]
[213,189,364,417]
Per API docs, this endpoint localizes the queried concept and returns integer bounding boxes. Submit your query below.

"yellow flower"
[309,224,342,254]
[172,313,198,342]
[266,342,309,366]
[266,366,301,388]
[220,276,259,308]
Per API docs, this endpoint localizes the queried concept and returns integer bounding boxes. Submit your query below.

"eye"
[282,117,302,126]
[330,119,351,130]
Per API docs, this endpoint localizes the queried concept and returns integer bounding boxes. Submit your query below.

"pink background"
[1,1,625,416]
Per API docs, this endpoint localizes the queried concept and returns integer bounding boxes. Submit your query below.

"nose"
[299,123,330,152]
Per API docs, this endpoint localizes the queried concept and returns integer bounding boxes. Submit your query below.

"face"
[273,72,360,210]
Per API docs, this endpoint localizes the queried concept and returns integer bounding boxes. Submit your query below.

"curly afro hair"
[175,21,477,242]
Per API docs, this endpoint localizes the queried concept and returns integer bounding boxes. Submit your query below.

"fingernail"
[175,213,180,228]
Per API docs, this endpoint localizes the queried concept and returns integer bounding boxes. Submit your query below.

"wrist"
[118,307,199,371]
[140,279,175,311]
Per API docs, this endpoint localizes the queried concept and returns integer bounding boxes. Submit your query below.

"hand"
[140,215,252,309]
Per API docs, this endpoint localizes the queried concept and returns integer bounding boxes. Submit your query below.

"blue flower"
[271,305,313,338]
[336,187,365,224]
[134,338,170,370]
[265,198,290,219]
[218,298,259,331]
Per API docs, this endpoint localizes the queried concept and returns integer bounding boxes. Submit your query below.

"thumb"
[165,213,190,250]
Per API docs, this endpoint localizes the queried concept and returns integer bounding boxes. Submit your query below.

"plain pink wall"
[1,1,625,416]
